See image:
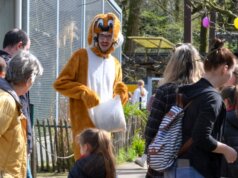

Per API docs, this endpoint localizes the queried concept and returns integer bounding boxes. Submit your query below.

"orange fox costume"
[53,13,128,160]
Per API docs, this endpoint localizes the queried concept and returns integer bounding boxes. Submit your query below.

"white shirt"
[132,87,148,109]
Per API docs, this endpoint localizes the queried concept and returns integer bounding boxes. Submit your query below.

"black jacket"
[221,110,238,177]
[68,154,107,178]
[179,78,226,178]
[0,50,11,62]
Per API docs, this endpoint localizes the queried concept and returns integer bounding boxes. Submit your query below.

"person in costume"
[53,13,128,160]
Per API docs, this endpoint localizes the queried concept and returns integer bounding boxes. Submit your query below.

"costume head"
[88,13,123,57]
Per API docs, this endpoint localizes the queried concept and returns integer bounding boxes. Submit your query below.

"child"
[221,86,238,178]
[68,128,116,178]
[0,57,6,78]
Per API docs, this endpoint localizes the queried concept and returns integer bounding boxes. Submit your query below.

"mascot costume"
[53,13,128,160]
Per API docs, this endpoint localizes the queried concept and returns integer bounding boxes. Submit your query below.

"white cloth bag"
[88,95,126,132]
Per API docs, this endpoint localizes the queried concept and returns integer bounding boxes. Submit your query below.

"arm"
[192,93,237,162]
[213,142,237,163]
[144,85,173,152]
[0,95,16,136]
[113,59,128,105]
[53,49,99,108]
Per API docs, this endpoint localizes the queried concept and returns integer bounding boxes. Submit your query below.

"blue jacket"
[68,154,106,178]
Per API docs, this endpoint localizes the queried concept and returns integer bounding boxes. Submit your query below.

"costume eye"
[108,20,113,28]
[97,19,104,28]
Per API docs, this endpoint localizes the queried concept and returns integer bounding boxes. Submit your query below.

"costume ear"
[88,14,102,46]
[88,18,95,46]
[107,13,121,44]
[88,22,93,45]
[114,31,124,48]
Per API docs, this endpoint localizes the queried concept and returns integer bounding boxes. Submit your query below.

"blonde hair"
[76,128,116,178]
[162,43,204,85]
[137,79,145,96]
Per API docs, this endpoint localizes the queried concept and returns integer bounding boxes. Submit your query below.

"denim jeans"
[27,158,32,178]
[164,160,204,178]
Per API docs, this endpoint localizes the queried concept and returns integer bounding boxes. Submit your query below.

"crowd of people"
[0,12,238,178]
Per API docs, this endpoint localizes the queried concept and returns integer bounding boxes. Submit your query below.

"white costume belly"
[87,48,116,124]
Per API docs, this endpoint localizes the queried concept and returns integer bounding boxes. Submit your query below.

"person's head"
[76,128,116,178]
[221,86,238,117]
[137,79,145,87]
[204,38,237,88]
[2,28,30,56]
[137,79,146,96]
[88,13,123,57]
[5,50,43,96]
[98,32,113,53]
[224,65,238,86]
[162,43,204,85]
[0,57,7,78]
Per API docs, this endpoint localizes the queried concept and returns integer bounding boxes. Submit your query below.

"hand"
[114,82,128,105]
[81,90,100,108]
[223,145,237,163]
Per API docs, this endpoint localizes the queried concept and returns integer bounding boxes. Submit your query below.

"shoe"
[134,154,147,167]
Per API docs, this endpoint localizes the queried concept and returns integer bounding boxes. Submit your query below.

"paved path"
[117,162,147,178]
[37,162,147,177]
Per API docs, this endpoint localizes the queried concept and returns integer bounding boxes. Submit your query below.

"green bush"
[123,103,148,125]
[116,131,145,164]
[116,148,127,164]
[131,132,145,157]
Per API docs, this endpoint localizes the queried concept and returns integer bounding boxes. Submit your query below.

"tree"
[123,0,143,54]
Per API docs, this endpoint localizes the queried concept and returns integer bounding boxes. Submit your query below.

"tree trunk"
[200,15,208,56]
[209,11,216,50]
[184,0,192,43]
[124,0,143,54]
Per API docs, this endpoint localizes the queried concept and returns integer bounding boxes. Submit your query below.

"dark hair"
[77,128,116,178]
[221,85,238,116]
[3,28,28,49]
[204,38,236,71]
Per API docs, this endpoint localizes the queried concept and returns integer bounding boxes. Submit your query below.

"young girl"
[68,128,116,178]
[221,86,238,177]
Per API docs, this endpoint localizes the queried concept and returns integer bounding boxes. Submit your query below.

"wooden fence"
[34,116,144,173]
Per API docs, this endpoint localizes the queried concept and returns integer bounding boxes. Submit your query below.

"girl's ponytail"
[97,130,116,178]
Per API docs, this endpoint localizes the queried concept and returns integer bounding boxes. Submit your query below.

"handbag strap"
[178,138,193,156]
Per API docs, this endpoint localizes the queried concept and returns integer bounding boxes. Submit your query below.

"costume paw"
[114,82,128,105]
[81,89,100,108]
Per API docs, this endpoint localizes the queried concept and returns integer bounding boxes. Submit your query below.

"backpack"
[147,92,192,171]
